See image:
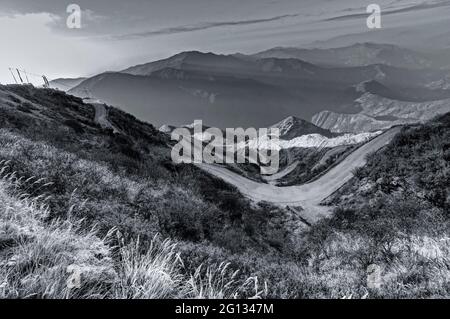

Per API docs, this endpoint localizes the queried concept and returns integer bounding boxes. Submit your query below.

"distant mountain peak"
[169,50,219,62]
[121,51,247,76]
[271,116,336,139]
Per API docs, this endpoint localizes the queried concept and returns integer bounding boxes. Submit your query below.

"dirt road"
[197,127,401,222]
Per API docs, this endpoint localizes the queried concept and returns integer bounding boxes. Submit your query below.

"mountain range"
[48,77,86,91]
[50,43,450,132]
[252,43,435,69]
[313,83,450,133]
[1,79,449,299]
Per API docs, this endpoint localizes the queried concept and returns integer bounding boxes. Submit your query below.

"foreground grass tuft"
[0,173,263,299]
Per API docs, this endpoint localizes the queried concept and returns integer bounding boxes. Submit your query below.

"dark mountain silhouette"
[49,77,87,91]
[271,116,337,139]
[70,49,450,128]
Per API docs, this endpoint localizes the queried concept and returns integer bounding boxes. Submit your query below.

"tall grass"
[0,170,263,299]
[186,262,267,299]
[114,236,185,299]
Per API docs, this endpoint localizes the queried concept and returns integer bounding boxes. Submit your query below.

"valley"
[195,127,401,222]
[1,38,449,299]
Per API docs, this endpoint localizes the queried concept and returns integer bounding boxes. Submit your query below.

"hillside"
[49,77,87,92]
[0,84,303,250]
[0,85,311,296]
[325,112,450,211]
[0,84,449,298]
[307,112,450,298]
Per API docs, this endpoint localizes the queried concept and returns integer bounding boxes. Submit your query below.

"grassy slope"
[0,85,296,252]
[1,84,449,298]
[0,85,299,298]
[304,113,450,298]
[0,175,265,298]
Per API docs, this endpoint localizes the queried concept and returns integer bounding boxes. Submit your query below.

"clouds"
[1,0,450,84]
[110,13,301,40]
[0,12,120,84]
[325,0,450,22]
[0,0,399,40]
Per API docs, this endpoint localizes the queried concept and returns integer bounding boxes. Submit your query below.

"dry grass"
[0,170,263,299]
[295,232,450,299]
[186,262,267,299]
[0,176,116,299]
[114,236,185,299]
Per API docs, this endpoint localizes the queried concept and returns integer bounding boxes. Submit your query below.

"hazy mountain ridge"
[70,45,450,128]
[312,92,450,133]
[253,43,435,69]
[49,77,87,91]
[312,111,416,134]
[69,70,303,128]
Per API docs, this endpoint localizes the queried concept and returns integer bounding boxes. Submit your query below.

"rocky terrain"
[312,92,450,133]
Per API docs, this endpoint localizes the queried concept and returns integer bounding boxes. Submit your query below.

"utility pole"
[23,70,30,84]
[42,75,50,88]
[16,69,24,84]
[8,68,18,84]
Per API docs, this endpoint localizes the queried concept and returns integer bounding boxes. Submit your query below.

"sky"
[1,0,449,84]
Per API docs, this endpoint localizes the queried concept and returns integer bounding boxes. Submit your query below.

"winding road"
[262,160,299,183]
[196,127,401,222]
[90,99,400,223]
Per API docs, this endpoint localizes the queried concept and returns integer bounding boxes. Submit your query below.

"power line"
[6,67,75,89]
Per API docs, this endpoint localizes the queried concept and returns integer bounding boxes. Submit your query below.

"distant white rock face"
[271,116,297,136]
[246,131,382,150]
[312,92,450,133]
[163,115,380,150]
[278,132,382,149]
[356,92,450,119]
[191,130,381,150]
[426,76,450,90]
[312,111,411,134]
